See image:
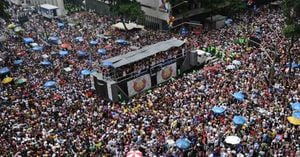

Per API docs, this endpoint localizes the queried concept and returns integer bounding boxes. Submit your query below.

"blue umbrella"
[14,59,23,65]
[292,112,300,119]
[59,50,69,56]
[75,36,84,42]
[175,138,191,149]
[32,46,43,51]
[81,69,91,75]
[291,63,300,68]
[0,67,10,75]
[233,116,246,125]
[232,92,245,101]
[291,102,300,111]
[44,81,56,88]
[49,36,59,41]
[102,61,112,67]
[115,39,128,44]
[77,51,87,57]
[58,23,64,27]
[23,37,33,44]
[98,48,106,55]
[212,106,225,114]
[90,40,98,45]
[40,61,52,65]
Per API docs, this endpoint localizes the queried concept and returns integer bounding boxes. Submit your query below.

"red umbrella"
[104,45,112,50]
[61,43,71,49]
[17,51,26,56]
[126,150,143,157]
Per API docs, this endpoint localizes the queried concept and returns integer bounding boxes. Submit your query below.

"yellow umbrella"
[2,77,13,84]
[287,116,300,125]
[7,23,16,29]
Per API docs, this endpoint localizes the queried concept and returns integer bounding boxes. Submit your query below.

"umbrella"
[0,58,3,62]
[14,59,23,65]
[75,36,84,42]
[61,43,70,49]
[42,54,49,59]
[104,45,112,50]
[2,77,13,84]
[32,46,43,51]
[40,61,52,65]
[90,40,98,45]
[23,37,34,44]
[77,51,88,57]
[14,27,24,32]
[49,36,59,41]
[212,106,225,114]
[102,61,112,67]
[0,67,10,75]
[59,50,69,56]
[175,138,191,149]
[64,67,72,72]
[98,48,106,55]
[291,102,300,111]
[126,150,143,157]
[58,23,64,27]
[287,116,300,125]
[232,92,245,101]
[16,78,27,85]
[115,39,128,44]
[233,116,246,125]
[8,23,16,29]
[292,112,300,119]
[30,43,38,47]
[81,69,91,75]
[44,81,56,88]
[287,62,300,68]
[224,136,241,145]
[232,60,241,66]
[226,64,236,70]
[166,139,176,147]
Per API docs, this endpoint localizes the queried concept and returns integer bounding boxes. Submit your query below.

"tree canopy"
[283,0,300,38]
[0,0,10,21]
[110,0,144,21]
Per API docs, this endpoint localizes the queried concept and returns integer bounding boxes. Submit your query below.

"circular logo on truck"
[133,78,147,92]
[161,67,173,80]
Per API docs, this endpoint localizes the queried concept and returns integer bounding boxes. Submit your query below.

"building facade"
[136,0,171,30]
[9,0,66,16]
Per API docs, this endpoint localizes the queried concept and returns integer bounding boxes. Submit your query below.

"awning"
[111,22,145,31]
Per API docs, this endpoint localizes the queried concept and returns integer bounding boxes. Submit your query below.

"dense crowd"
[0,3,299,157]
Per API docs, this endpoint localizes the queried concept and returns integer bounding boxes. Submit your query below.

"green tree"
[201,0,227,22]
[282,0,300,75]
[111,0,144,31]
[0,0,10,21]
[227,0,247,14]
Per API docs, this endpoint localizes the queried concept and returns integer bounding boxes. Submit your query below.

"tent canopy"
[102,38,185,68]
[111,22,145,31]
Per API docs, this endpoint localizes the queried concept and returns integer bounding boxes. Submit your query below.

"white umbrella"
[166,139,176,147]
[30,43,38,47]
[64,67,72,72]
[0,58,3,62]
[127,150,143,157]
[42,54,49,59]
[226,64,236,70]
[232,60,241,66]
[225,136,241,145]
